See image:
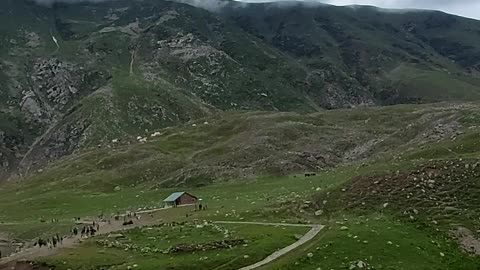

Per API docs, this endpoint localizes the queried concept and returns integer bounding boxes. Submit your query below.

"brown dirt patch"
[0,261,49,270]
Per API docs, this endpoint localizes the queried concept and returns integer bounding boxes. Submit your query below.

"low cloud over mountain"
[31,0,480,19]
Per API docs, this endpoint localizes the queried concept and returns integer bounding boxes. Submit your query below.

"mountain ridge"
[1,0,480,180]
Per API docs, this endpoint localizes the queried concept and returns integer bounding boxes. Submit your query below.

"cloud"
[30,0,480,20]
[267,0,480,19]
[173,0,234,12]
[233,0,479,19]
[32,0,114,7]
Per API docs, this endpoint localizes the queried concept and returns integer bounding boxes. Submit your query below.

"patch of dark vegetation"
[169,239,246,253]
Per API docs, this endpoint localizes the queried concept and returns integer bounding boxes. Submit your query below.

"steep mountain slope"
[1,0,480,179]
[222,2,480,103]
[1,0,315,177]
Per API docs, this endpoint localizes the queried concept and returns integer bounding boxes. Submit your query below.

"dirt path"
[0,205,194,266]
[214,221,316,227]
[1,216,323,270]
[0,261,49,270]
[214,221,324,270]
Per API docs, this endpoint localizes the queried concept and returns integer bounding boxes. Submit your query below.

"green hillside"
[1,102,480,269]
[1,2,480,268]
[1,0,480,178]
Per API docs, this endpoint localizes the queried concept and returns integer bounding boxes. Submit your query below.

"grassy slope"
[2,103,480,269]
[263,214,480,270]
[40,223,308,270]
[10,101,478,190]
[388,64,480,101]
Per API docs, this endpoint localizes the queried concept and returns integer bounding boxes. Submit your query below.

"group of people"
[196,203,207,211]
[72,221,100,238]
[33,220,102,251]
[35,234,63,249]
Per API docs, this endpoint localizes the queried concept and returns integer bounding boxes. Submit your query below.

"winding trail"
[0,205,194,266]
[1,217,324,270]
[214,221,324,270]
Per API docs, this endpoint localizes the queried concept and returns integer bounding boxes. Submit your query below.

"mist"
[29,0,480,19]
[32,0,114,6]
[173,0,234,12]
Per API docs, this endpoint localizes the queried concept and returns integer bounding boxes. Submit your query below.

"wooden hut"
[163,192,198,207]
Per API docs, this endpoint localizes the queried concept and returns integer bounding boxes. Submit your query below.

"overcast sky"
[294,0,480,19]
[33,0,480,20]
[240,0,479,19]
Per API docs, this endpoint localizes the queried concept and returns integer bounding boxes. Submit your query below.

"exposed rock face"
[7,56,110,175]
[32,59,79,108]
[24,31,42,48]
[20,93,43,118]
[1,0,480,179]
[23,58,102,123]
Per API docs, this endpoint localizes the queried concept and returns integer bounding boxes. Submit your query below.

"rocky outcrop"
[22,58,106,124]
[454,227,480,256]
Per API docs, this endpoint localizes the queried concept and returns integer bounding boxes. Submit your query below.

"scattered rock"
[453,227,480,255]
[107,233,124,239]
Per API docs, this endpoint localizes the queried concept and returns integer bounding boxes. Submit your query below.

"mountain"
[1,0,480,179]
[222,2,480,102]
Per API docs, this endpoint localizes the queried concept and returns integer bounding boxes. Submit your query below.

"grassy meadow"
[2,102,480,269]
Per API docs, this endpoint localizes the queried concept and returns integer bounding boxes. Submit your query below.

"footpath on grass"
[214,221,324,270]
[1,211,324,270]
[0,205,194,265]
